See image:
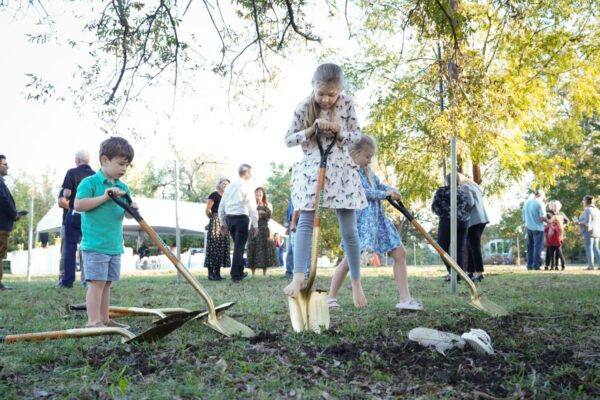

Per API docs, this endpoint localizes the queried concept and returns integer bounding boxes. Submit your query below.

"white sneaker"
[461,329,494,355]
[408,327,465,355]
[395,299,423,311]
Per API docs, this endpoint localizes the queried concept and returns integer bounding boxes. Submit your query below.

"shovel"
[68,304,192,320]
[108,191,255,338]
[0,311,202,345]
[288,128,335,333]
[387,198,508,317]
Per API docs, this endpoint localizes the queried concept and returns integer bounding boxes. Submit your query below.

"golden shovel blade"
[288,289,330,334]
[191,302,256,338]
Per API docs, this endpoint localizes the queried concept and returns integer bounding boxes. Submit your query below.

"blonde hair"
[350,135,377,186]
[350,135,377,158]
[548,200,562,213]
[303,63,344,130]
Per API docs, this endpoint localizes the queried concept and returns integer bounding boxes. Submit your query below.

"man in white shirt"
[219,164,258,282]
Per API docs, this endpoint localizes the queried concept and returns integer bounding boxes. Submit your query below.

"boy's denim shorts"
[82,251,121,282]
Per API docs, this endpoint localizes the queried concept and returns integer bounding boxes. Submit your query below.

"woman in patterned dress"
[247,187,279,276]
[204,178,231,281]
[328,135,422,310]
[283,63,367,302]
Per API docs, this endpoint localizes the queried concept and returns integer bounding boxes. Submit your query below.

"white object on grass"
[408,327,466,355]
[461,328,494,355]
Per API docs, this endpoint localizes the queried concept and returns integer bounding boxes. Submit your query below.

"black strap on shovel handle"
[316,126,337,167]
[386,197,414,222]
[108,191,142,222]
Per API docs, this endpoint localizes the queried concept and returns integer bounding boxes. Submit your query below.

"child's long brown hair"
[303,63,344,130]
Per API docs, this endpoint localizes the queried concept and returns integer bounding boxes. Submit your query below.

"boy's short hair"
[99,137,135,162]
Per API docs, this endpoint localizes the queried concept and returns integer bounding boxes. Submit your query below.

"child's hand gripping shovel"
[387,197,508,317]
[108,191,256,338]
[288,128,335,333]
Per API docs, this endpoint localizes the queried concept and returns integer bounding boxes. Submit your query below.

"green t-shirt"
[76,169,131,255]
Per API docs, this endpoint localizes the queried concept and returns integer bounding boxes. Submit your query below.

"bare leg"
[86,280,107,326]
[328,257,349,300]
[100,281,112,324]
[391,246,412,302]
[283,272,305,298]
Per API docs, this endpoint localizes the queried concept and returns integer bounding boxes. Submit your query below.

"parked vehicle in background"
[483,239,515,265]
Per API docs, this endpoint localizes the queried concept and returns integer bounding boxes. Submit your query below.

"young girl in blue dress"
[328,135,422,310]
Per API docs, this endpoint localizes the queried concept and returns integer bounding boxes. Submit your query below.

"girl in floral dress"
[328,135,422,310]
[283,63,367,300]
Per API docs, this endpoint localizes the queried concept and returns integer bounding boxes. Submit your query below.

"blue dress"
[355,168,403,253]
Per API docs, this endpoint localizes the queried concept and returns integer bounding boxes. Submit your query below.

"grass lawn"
[1,265,599,399]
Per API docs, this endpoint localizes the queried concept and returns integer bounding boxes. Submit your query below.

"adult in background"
[522,189,547,271]
[431,174,471,282]
[55,189,69,287]
[575,195,600,270]
[0,155,24,290]
[59,149,95,289]
[204,178,231,281]
[218,164,258,282]
[247,187,279,276]
[459,173,490,281]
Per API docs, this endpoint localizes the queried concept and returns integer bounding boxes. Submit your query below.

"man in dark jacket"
[0,155,23,290]
[58,150,95,288]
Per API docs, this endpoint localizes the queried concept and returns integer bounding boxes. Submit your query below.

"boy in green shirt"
[75,137,137,328]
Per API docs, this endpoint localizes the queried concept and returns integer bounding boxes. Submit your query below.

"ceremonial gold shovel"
[288,128,335,333]
[109,192,256,338]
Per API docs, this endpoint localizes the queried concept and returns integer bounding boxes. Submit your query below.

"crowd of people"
[522,190,600,271]
[0,63,598,331]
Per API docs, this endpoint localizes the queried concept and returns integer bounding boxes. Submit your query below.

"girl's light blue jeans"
[293,209,361,279]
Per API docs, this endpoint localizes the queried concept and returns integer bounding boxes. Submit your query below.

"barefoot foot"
[351,279,368,308]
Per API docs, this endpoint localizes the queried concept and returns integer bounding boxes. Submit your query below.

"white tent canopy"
[36,197,287,237]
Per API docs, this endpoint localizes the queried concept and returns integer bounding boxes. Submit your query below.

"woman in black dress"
[247,187,279,276]
[204,178,230,280]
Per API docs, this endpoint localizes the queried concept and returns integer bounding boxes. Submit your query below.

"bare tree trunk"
[472,164,482,185]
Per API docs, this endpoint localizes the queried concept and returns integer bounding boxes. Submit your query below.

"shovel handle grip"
[107,191,142,222]
[315,126,338,168]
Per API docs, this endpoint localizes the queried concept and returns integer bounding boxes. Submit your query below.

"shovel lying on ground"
[288,128,333,334]
[68,304,192,320]
[0,311,203,344]
[387,198,508,317]
[109,191,255,338]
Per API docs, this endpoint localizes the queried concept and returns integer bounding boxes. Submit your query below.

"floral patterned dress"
[285,94,367,210]
[247,205,280,269]
[354,168,402,253]
[204,191,231,268]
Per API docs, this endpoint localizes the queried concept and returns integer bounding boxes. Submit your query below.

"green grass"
[1,265,599,399]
